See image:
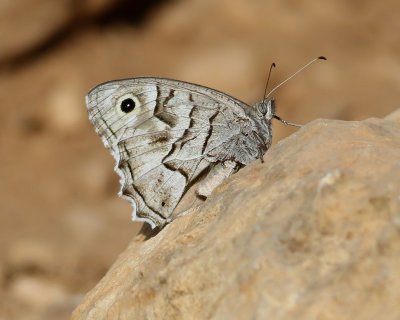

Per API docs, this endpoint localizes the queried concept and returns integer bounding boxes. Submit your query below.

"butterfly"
[86,57,326,229]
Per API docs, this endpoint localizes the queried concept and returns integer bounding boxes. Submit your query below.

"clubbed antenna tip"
[266,56,327,98]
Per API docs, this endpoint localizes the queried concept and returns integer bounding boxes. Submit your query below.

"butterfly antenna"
[263,62,276,99]
[266,56,327,98]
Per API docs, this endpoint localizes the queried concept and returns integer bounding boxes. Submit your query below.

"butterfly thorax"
[204,98,274,166]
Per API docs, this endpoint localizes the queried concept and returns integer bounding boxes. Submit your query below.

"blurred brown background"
[0,0,399,319]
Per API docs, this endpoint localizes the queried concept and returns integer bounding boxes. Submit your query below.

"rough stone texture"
[72,114,400,320]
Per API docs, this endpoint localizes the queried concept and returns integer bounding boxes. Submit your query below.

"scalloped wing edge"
[86,95,160,229]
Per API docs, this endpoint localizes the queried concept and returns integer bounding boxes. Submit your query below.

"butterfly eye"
[257,102,267,115]
[120,98,136,113]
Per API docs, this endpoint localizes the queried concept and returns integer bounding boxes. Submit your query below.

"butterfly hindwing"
[86,77,253,228]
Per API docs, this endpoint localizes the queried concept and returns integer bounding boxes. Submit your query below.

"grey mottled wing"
[86,77,257,228]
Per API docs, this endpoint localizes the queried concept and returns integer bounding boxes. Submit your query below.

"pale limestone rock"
[72,114,400,320]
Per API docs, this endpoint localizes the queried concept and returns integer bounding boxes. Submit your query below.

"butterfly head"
[255,98,275,121]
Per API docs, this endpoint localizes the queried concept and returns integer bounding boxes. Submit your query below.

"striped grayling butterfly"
[86,57,326,228]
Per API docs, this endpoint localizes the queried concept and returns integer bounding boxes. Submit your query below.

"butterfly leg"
[196,160,238,198]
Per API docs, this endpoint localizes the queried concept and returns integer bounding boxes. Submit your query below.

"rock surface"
[72,114,400,320]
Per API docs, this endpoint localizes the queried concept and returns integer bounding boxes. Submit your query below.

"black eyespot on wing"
[120,98,135,113]
[161,201,166,207]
